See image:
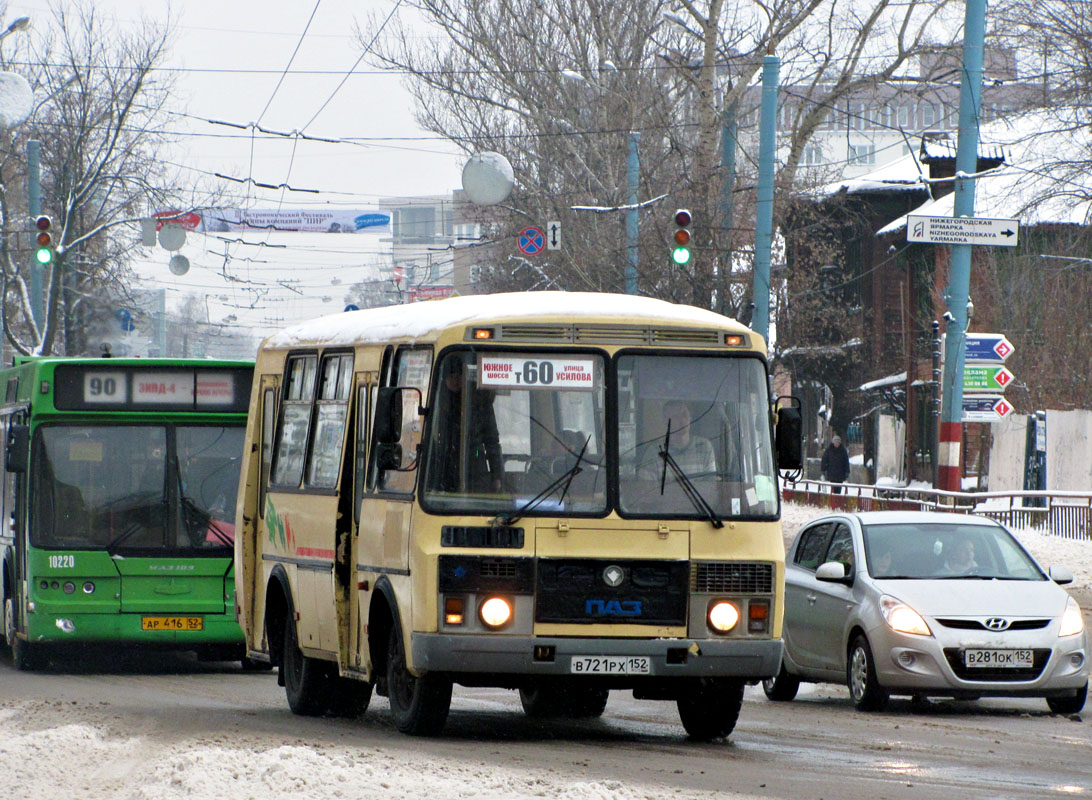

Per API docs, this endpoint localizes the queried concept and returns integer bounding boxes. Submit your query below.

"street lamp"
[1,16,31,41]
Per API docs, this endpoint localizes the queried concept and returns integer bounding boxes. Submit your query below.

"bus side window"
[270,354,317,488]
[259,387,275,516]
[376,347,432,494]
[353,382,370,522]
[305,353,353,489]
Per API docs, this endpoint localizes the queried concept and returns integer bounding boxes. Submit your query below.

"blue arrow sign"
[964,332,1015,363]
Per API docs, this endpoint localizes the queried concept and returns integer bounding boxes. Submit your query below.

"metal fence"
[781,480,1092,540]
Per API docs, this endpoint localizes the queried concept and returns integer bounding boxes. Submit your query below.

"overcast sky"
[7,0,469,347]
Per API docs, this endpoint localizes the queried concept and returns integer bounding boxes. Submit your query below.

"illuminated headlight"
[707,601,740,634]
[1060,596,1084,637]
[479,597,512,629]
[879,595,931,636]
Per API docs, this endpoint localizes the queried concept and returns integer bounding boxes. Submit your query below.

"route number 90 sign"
[479,357,595,390]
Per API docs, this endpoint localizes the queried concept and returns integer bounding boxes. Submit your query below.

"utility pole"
[937,0,987,492]
[719,102,738,316]
[751,55,779,342]
[625,132,640,295]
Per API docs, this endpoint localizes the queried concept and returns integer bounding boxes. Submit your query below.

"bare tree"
[0,3,199,355]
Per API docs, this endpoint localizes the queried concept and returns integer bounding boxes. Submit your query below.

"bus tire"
[3,595,15,653]
[386,625,451,736]
[676,678,744,741]
[330,677,373,718]
[281,615,333,716]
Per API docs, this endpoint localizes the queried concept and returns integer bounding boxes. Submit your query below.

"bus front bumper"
[412,633,782,679]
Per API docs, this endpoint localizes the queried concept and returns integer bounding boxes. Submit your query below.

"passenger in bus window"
[647,400,716,477]
[436,358,503,493]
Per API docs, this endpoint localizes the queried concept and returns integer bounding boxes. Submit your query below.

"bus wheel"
[386,625,451,736]
[676,678,744,741]
[281,616,333,716]
[3,596,14,652]
[330,677,373,718]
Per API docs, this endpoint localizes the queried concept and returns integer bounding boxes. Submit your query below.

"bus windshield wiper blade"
[658,445,724,529]
[494,440,589,528]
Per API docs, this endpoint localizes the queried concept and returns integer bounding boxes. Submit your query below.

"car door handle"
[806,593,817,604]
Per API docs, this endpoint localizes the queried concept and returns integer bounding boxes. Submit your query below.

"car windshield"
[863,521,1046,580]
[616,354,778,519]
[30,424,244,551]
[420,351,608,516]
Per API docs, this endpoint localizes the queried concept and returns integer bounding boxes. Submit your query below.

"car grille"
[535,558,688,625]
[691,561,774,594]
[936,618,1051,631]
[942,647,1051,681]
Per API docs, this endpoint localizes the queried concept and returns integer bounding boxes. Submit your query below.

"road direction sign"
[964,332,1015,362]
[518,226,545,255]
[963,365,1015,392]
[962,394,1014,422]
[908,215,1019,247]
[547,221,561,250]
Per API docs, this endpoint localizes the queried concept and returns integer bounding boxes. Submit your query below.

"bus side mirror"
[375,442,403,471]
[374,387,404,445]
[5,424,28,473]
[774,397,803,471]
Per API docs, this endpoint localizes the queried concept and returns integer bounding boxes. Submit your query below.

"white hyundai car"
[765,511,1088,713]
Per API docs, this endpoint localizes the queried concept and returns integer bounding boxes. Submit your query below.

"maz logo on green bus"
[48,555,76,569]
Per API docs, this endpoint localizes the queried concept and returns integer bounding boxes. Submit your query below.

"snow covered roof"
[858,371,907,391]
[813,153,930,198]
[919,134,1008,163]
[878,113,1092,234]
[263,291,751,349]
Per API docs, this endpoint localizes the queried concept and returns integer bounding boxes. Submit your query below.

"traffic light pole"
[751,54,778,343]
[27,138,44,329]
[937,0,987,492]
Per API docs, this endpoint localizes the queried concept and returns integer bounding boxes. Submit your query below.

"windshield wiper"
[493,437,590,527]
[658,430,724,529]
[180,495,233,547]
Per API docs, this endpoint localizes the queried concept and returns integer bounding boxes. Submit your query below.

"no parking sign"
[518,226,545,255]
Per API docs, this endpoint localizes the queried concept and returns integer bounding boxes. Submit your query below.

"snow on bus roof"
[263,291,749,348]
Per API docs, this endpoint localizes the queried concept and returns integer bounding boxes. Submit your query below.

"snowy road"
[2,650,1090,799]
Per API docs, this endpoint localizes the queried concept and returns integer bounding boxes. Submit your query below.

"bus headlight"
[707,600,740,634]
[479,597,512,629]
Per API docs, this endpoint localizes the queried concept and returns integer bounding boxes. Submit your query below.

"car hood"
[875,578,1070,618]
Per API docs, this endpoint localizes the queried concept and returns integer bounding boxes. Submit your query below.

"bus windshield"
[421,351,608,516]
[30,424,244,551]
[617,354,778,519]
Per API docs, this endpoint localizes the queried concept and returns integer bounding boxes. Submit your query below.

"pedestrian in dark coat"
[821,434,851,494]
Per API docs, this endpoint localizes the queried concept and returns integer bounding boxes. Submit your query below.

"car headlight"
[879,594,931,636]
[1060,596,1084,637]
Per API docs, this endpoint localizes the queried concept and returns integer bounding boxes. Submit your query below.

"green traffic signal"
[672,246,691,265]
[35,247,52,264]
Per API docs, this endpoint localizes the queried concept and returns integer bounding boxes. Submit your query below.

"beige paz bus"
[234,291,802,739]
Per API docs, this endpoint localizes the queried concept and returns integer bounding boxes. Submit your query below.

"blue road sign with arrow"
[964,332,1015,362]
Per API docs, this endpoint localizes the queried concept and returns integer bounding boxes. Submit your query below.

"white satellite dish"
[461,152,514,206]
[168,254,190,275]
[0,71,33,129]
[158,222,186,251]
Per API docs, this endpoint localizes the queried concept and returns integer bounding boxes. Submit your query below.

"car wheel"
[676,678,744,741]
[387,624,452,735]
[762,661,800,702]
[847,635,889,711]
[282,615,334,716]
[1047,682,1087,715]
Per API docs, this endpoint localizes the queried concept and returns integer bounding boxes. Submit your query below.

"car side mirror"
[5,424,28,473]
[815,561,851,584]
[1048,566,1074,585]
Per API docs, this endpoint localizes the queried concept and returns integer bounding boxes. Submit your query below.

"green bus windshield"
[29,424,244,552]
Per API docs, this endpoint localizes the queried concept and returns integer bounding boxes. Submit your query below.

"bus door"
[355,346,431,672]
[347,370,375,670]
[1,412,27,642]
[251,373,279,653]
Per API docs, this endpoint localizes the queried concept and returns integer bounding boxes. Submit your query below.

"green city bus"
[0,356,253,670]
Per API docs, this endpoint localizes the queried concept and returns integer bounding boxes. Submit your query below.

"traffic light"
[34,215,53,265]
[671,208,692,265]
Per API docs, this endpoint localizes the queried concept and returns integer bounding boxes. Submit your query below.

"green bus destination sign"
[963,365,1015,392]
